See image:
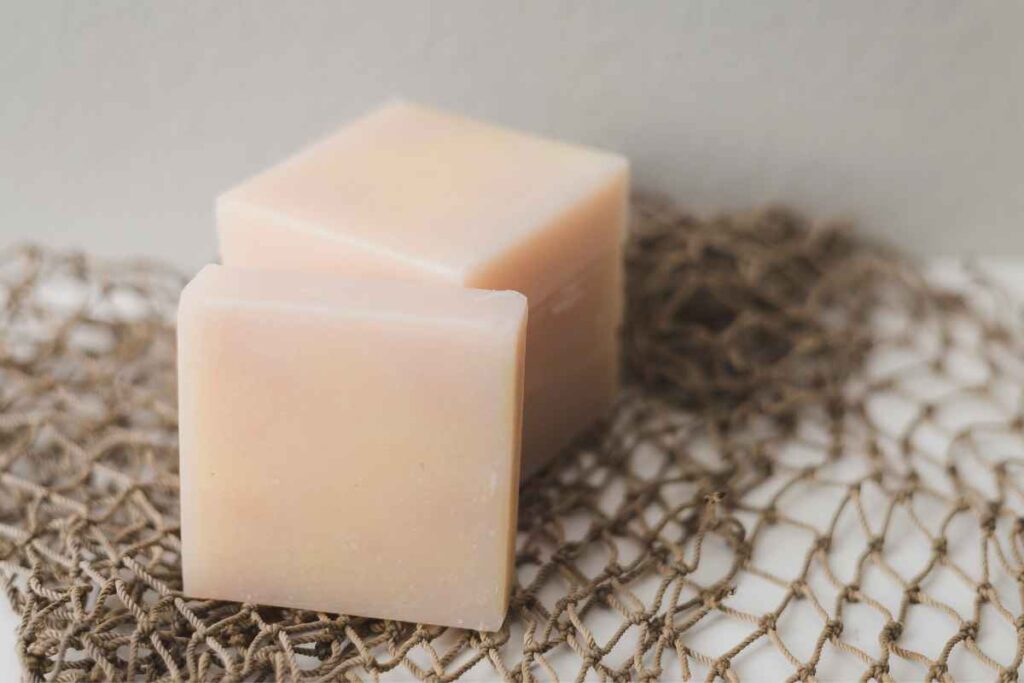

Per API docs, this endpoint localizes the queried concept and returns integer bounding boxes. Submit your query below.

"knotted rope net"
[0,202,1022,681]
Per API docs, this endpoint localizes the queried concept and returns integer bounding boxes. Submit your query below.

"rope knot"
[931,537,948,555]
[704,490,725,506]
[628,611,648,627]
[823,619,843,639]
[134,618,152,638]
[711,658,730,676]
[893,487,913,504]
[879,620,903,644]
[866,662,889,681]
[796,664,816,681]
[759,613,777,632]
[701,584,734,610]
[735,542,753,562]
[959,620,979,640]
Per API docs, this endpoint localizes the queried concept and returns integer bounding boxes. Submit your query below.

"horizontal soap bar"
[217,101,629,473]
[178,265,527,629]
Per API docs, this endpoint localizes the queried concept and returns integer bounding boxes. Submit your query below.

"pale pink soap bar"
[217,102,628,474]
[178,265,526,629]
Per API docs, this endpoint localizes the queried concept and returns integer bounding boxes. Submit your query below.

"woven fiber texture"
[0,204,1022,682]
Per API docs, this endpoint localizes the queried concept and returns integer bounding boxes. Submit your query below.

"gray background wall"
[3,1,1022,269]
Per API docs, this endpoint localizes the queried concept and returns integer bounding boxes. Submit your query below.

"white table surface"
[1,258,1021,682]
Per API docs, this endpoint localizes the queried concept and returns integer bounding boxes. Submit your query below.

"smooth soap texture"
[218,102,628,473]
[178,265,527,630]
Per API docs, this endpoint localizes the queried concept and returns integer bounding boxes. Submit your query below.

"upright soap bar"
[217,102,628,474]
[178,265,526,629]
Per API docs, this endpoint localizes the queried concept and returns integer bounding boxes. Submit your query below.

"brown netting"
[0,202,1022,682]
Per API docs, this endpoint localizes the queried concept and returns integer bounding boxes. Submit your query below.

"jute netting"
[0,202,1022,682]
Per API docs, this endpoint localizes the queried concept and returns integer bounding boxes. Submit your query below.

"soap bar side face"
[178,267,526,630]
[465,166,629,303]
[521,337,619,476]
[521,245,623,381]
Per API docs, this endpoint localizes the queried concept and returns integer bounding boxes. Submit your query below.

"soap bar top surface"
[183,262,526,333]
[218,102,628,282]
[178,265,527,629]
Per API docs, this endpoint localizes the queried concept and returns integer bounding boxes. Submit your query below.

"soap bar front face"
[177,265,527,630]
[217,102,629,473]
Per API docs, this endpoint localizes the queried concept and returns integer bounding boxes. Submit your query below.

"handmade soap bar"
[217,102,628,474]
[178,265,526,629]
